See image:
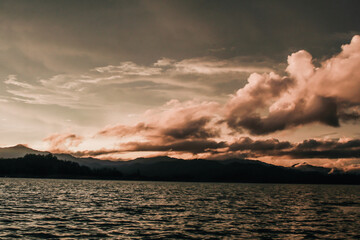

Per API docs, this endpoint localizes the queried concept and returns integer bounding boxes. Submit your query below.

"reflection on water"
[0,178,359,239]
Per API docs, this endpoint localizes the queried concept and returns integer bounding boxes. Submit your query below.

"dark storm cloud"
[98,117,220,141]
[228,96,340,135]
[296,139,336,150]
[72,148,122,158]
[67,139,227,158]
[271,138,360,159]
[97,123,152,137]
[225,138,360,160]
[82,101,223,157]
[337,103,360,122]
[122,139,227,154]
[228,137,292,152]
[295,139,360,151]
[98,100,220,142]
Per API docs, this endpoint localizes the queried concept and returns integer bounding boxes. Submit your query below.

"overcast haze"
[0,0,360,170]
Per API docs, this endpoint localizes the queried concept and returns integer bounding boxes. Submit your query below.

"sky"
[0,0,360,170]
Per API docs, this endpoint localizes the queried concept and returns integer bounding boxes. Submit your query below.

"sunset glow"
[0,1,359,171]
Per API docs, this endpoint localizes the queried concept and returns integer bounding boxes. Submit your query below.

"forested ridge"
[0,154,123,179]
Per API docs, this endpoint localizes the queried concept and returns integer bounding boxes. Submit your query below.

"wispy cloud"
[4,56,272,109]
[4,75,34,89]
[94,62,162,76]
[44,133,83,153]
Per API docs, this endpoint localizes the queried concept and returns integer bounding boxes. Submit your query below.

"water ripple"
[0,178,359,239]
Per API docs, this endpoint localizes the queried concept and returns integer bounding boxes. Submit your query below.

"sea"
[0,178,359,239]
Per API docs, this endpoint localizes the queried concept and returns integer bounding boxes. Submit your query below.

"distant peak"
[13,144,31,149]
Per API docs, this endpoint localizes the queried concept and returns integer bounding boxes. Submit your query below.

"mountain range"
[0,144,359,184]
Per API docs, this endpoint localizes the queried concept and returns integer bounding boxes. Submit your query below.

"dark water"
[0,179,359,239]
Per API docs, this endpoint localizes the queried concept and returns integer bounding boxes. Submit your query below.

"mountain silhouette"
[0,145,119,169]
[0,154,122,179]
[0,145,359,184]
[0,144,49,158]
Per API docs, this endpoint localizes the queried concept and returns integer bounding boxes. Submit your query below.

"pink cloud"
[224,35,360,135]
[43,133,83,153]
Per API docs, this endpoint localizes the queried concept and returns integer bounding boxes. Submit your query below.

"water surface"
[0,178,359,239]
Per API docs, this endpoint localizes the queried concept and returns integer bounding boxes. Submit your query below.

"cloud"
[323,158,360,173]
[267,138,360,159]
[159,116,217,140]
[4,75,34,89]
[28,35,360,164]
[147,100,221,141]
[168,57,273,75]
[312,36,360,103]
[43,128,360,171]
[43,133,83,153]
[67,139,227,158]
[6,35,357,132]
[92,56,272,82]
[228,137,292,152]
[4,55,271,109]
[93,62,162,76]
[208,137,360,161]
[71,148,122,158]
[98,99,220,142]
[75,136,360,168]
[72,99,223,158]
[98,123,152,137]
[224,35,360,135]
[224,72,295,134]
[120,139,226,154]
[3,74,90,108]
[283,149,360,159]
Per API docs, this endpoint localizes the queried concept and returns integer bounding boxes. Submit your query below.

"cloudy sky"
[1,0,360,170]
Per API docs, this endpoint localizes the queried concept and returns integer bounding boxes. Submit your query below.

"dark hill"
[120,158,360,184]
[0,154,123,179]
